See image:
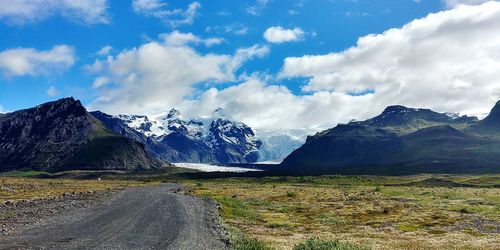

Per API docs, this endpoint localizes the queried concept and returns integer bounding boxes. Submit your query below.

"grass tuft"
[294,238,369,250]
[227,225,272,250]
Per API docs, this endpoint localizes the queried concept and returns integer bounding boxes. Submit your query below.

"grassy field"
[186,174,500,250]
[0,175,141,203]
[0,171,498,249]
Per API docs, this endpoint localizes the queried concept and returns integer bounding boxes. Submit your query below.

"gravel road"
[0,184,229,250]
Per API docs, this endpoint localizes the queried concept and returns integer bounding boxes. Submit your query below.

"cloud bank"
[443,0,496,8]
[281,1,500,120]
[88,32,269,114]
[92,2,500,131]
[0,45,75,77]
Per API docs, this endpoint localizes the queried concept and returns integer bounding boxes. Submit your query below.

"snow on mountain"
[255,128,315,162]
[444,112,460,119]
[113,108,266,164]
[112,108,313,164]
[209,117,262,163]
[116,114,164,137]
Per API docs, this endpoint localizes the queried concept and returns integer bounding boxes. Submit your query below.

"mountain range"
[0,97,306,172]
[2,97,500,175]
[97,108,263,164]
[100,108,307,164]
[280,102,500,175]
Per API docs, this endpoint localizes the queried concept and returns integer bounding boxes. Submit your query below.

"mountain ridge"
[280,102,500,175]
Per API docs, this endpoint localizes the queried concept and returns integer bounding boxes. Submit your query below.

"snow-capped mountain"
[94,108,313,164]
[109,108,263,164]
[116,114,162,137]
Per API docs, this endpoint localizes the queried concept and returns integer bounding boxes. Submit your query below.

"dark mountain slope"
[467,101,500,136]
[209,118,262,164]
[158,132,216,163]
[0,98,161,172]
[90,111,176,162]
[280,103,500,175]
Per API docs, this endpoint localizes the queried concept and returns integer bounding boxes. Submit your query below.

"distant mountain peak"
[33,97,87,117]
[166,108,181,119]
[485,100,500,120]
[379,105,433,116]
[211,107,226,117]
[40,97,80,107]
[444,112,460,119]
[472,100,500,131]
[350,104,478,135]
[382,105,412,113]
[364,105,430,126]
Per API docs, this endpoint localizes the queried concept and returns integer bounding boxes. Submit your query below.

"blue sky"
[1,0,499,129]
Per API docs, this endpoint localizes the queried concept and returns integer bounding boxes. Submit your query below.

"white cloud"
[227,45,270,73]
[0,45,75,77]
[180,78,374,130]
[247,0,269,15]
[160,31,224,47]
[132,0,166,13]
[280,1,500,122]
[46,86,58,96]
[443,0,497,8]
[0,0,109,25]
[88,32,269,114]
[205,23,249,36]
[0,105,5,113]
[132,0,201,27]
[97,45,113,56]
[264,26,305,44]
[92,77,110,88]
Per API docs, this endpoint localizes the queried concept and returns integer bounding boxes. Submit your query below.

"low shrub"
[294,238,369,250]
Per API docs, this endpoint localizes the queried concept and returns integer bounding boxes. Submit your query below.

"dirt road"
[0,184,228,250]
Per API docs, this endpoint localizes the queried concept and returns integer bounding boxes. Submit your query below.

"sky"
[1,0,500,130]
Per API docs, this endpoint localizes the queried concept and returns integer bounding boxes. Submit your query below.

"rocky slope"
[89,111,178,162]
[0,98,162,172]
[280,102,500,175]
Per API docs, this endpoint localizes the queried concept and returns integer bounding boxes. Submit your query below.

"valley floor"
[0,172,498,249]
[185,174,500,249]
